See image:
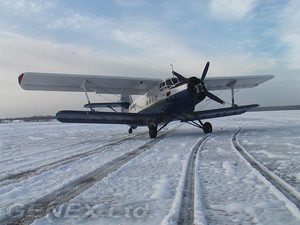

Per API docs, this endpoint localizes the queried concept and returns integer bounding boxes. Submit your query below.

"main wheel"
[148,125,158,138]
[203,122,212,134]
[128,127,133,134]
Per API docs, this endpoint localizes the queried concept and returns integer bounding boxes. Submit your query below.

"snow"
[197,133,299,225]
[194,139,208,225]
[150,175,173,199]
[222,161,235,176]
[234,132,300,220]
[161,136,206,225]
[237,111,300,192]
[0,111,300,224]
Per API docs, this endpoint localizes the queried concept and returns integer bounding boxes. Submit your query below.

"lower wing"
[178,104,259,121]
[56,111,157,126]
[56,104,258,126]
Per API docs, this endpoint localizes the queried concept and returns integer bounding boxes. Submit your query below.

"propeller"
[200,61,210,82]
[205,88,225,104]
[172,61,225,105]
[172,70,186,82]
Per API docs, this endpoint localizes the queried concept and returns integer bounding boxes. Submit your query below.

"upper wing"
[18,72,162,95]
[205,75,273,91]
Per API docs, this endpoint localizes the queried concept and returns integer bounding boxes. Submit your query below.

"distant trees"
[0,115,55,123]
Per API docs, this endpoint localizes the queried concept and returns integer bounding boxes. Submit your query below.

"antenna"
[170,64,174,71]
[170,64,174,77]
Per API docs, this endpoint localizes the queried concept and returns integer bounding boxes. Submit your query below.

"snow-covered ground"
[0,111,299,224]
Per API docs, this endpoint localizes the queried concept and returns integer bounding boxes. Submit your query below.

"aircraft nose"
[18,73,24,85]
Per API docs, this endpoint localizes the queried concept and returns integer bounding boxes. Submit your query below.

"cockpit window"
[159,82,165,89]
[160,78,179,91]
[166,79,172,86]
[171,77,179,84]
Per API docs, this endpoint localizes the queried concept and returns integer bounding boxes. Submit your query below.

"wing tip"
[18,73,24,85]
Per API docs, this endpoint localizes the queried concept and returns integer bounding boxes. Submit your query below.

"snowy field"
[0,111,300,225]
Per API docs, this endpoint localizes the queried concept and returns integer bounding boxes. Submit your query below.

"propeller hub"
[189,76,200,84]
[172,61,225,105]
[188,79,205,97]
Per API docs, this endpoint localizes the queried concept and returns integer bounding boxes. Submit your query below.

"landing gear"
[203,122,212,134]
[183,120,213,134]
[148,125,158,138]
[128,127,133,134]
[128,126,136,134]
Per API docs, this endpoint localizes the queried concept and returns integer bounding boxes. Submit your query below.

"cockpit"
[159,77,180,91]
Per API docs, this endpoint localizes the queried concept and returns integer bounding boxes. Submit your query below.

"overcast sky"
[0,0,300,118]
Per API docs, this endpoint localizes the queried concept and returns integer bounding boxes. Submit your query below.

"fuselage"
[129,77,205,115]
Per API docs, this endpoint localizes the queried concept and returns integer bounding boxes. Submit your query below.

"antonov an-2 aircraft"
[18,62,273,138]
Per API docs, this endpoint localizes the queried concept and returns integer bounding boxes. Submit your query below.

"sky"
[0,0,300,118]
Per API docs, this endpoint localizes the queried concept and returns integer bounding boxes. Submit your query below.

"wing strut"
[228,81,237,107]
[231,86,235,107]
[81,80,93,111]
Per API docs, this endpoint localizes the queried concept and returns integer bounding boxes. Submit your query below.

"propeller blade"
[200,61,210,82]
[206,91,225,105]
[172,71,187,81]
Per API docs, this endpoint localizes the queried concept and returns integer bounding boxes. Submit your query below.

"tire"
[128,127,133,134]
[203,122,212,134]
[148,125,157,138]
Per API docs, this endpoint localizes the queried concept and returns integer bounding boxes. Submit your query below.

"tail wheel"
[203,122,212,134]
[148,125,158,138]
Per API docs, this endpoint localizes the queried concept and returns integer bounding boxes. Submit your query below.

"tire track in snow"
[232,129,300,209]
[176,135,210,225]
[0,129,176,225]
[0,133,129,169]
[0,132,146,186]
[0,136,104,165]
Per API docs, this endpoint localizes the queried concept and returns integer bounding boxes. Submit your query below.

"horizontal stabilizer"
[83,102,130,109]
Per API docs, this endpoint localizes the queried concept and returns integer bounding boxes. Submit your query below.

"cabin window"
[171,77,179,85]
[166,79,172,86]
[160,82,166,91]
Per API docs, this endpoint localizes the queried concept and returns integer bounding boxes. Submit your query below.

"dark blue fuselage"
[139,88,205,115]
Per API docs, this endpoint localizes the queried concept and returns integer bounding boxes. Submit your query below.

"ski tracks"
[163,135,210,225]
[0,130,173,225]
[0,132,146,186]
[1,126,300,225]
[195,129,300,225]
[232,129,300,215]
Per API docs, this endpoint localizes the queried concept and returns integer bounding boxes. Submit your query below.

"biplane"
[18,62,273,138]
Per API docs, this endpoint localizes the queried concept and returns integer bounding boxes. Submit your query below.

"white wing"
[205,75,273,91]
[18,72,162,95]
